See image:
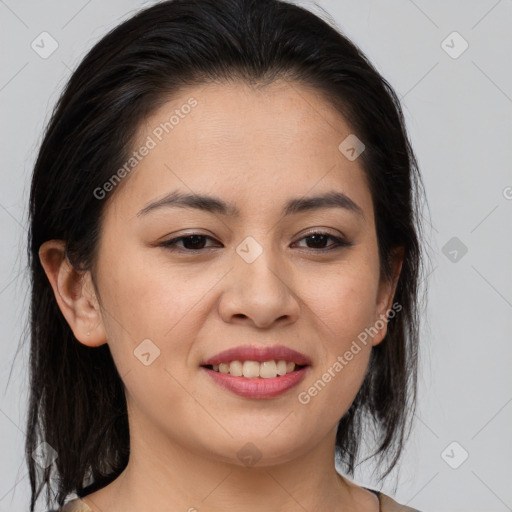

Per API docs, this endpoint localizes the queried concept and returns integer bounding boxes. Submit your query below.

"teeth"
[259,361,277,379]
[229,360,243,377]
[243,360,260,378]
[210,360,299,378]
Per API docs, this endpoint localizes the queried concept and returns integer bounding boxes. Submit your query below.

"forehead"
[105,79,373,222]
[140,79,354,154]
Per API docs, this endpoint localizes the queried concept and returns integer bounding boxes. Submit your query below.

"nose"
[217,242,300,329]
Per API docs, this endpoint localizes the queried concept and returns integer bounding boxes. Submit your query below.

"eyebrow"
[136,190,365,221]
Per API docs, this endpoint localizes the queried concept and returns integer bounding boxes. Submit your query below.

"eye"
[159,231,352,253]
[160,234,219,251]
[293,231,352,251]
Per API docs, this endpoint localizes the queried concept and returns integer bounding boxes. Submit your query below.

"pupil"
[185,235,205,249]
[308,234,327,248]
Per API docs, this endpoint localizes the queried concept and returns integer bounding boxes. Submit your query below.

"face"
[53,80,400,467]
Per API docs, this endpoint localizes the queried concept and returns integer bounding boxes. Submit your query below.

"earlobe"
[38,240,107,347]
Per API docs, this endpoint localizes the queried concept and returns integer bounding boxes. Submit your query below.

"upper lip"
[202,345,312,366]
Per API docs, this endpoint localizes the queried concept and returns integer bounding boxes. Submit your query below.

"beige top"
[57,492,421,511]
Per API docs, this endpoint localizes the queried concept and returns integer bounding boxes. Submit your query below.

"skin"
[40,79,402,512]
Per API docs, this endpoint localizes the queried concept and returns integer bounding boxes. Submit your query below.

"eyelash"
[159,231,352,253]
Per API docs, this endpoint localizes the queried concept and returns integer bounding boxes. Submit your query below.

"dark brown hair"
[26,0,426,509]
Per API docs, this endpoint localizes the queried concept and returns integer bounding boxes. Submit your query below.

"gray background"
[1,1,511,511]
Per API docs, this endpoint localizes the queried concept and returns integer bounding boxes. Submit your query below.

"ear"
[38,240,107,347]
[371,246,404,347]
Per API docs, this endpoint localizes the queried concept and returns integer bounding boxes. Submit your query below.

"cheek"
[297,275,376,425]
[95,258,203,425]
[97,248,198,335]
[95,249,220,382]
[297,256,379,406]
[315,276,375,375]
[305,262,380,345]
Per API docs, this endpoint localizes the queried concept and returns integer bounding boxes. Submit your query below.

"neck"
[81,420,363,512]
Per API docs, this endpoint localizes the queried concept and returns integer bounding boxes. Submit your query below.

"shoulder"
[51,492,421,512]
[378,491,422,512]
[47,498,93,512]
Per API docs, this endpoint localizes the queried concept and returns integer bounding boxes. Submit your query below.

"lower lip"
[201,366,309,399]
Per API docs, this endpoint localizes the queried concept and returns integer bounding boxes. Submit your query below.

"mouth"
[200,345,311,399]
[201,363,310,399]
[201,360,307,379]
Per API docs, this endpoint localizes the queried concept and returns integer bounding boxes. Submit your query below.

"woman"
[26,0,426,510]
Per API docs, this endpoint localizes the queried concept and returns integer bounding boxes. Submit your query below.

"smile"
[205,360,303,379]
